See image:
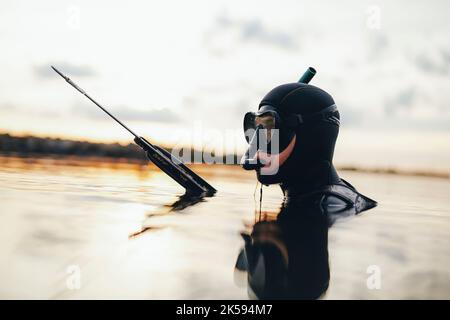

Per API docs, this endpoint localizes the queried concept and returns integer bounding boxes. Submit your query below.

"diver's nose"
[241,125,266,170]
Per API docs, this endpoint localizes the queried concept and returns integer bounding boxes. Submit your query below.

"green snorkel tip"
[298,67,316,84]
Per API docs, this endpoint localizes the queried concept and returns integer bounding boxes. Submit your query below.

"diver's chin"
[258,154,281,176]
[257,134,296,176]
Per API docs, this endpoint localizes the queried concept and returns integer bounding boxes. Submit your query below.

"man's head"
[241,82,340,185]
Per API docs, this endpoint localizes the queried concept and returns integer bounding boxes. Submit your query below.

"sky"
[1,0,450,171]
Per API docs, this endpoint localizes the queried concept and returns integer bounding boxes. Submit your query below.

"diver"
[235,68,377,299]
[240,67,377,216]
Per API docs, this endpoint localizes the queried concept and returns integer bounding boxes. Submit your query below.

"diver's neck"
[280,161,340,197]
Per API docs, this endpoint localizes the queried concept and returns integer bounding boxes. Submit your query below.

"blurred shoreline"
[0,132,236,164]
[1,133,449,179]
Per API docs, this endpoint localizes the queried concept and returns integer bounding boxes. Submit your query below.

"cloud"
[366,32,389,61]
[384,87,418,115]
[73,102,180,123]
[414,49,450,75]
[339,107,364,127]
[239,19,297,49]
[0,101,67,118]
[204,12,298,54]
[0,102,16,112]
[34,62,96,78]
[115,106,180,123]
[440,48,450,64]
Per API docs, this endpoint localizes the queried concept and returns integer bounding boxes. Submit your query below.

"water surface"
[0,156,449,299]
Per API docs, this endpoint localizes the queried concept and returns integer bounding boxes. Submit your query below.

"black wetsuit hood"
[255,82,340,190]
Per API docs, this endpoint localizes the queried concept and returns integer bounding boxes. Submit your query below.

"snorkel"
[298,67,316,84]
[241,67,317,171]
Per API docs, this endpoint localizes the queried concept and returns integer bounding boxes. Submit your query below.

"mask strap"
[284,104,338,127]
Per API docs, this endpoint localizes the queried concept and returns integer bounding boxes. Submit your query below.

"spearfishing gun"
[51,66,216,196]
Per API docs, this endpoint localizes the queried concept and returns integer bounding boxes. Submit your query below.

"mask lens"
[255,114,276,130]
[243,112,278,144]
[255,114,276,142]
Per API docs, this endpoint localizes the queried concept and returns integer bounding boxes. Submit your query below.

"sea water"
[0,156,449,299]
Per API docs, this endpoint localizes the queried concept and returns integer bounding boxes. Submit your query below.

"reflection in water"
[129,192,206,238]
[166,192,206,211]
[236,205,329,299]
[236,188,376,299]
